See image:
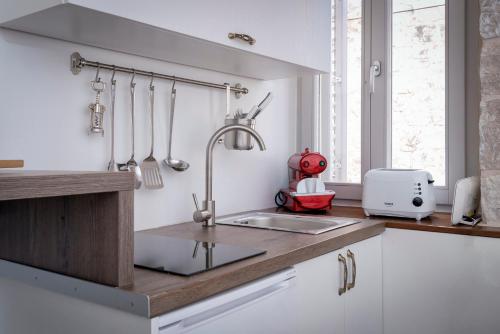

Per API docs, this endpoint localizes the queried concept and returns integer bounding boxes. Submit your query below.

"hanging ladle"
[163,78,190,172]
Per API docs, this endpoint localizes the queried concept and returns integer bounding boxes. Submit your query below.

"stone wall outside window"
[479,0,500,224]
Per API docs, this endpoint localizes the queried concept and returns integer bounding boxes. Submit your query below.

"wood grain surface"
[0,160,24,168]
[0,171,135,286]
[125,218,385,317]
[301,206,500,238]
[0,171,134,201]
[124,206,500,317]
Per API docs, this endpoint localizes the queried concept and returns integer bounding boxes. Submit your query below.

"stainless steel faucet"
[192,124,266,227]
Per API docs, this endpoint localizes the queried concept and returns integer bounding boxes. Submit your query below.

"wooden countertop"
[124,206,500,318]
[0,170,134,200]
[302,206,500,238]
[125,217,385,317]
[0,160,24,168]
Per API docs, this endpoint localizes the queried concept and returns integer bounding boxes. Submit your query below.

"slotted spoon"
[141,77,164,189]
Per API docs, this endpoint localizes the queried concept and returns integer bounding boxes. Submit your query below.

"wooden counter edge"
[0,171,134,201]
[0,160,24,168]
[146,222,385,317]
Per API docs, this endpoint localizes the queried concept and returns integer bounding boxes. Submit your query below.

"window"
[317,0,465,203]
[391,1,446,186]
[330,0,363,184]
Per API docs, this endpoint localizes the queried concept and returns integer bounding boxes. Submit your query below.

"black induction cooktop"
[134,232,266,276]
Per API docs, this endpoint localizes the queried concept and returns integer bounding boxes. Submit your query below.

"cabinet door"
[69,0,330,71]
[230,0,330,71]
[69,0,237,49]
[383,228,500,334]
[157,269,299,334]
[294,248,345,334]
[344,235,383,334]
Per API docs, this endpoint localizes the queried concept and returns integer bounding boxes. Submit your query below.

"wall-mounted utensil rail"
[70,52,249,97]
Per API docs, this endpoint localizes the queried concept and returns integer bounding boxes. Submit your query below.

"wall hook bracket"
[70,51,248,97]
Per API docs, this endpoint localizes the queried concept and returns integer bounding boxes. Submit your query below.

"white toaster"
[362,169,436,220]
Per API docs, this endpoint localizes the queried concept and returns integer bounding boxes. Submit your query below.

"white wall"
[0,29,297,231]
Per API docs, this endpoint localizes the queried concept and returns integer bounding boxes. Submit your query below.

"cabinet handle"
[338,254,348,296]
[347,250,356,290]
[228,33,256,45]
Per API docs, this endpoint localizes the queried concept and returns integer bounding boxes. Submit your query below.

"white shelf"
[0,2,327,80]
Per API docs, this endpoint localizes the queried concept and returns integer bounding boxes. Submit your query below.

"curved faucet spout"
[208,124,266,153]
[206,125,266,202]
[193,124,266,227]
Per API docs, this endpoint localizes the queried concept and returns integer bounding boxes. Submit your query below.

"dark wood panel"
[0,171,134,201]
[117,190,134,287]
[0,192,134,286]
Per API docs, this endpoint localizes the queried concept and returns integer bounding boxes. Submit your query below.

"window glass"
[329,0,363,183]
[391,0,446,185]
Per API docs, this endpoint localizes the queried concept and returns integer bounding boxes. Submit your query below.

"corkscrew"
[88,63,106,136]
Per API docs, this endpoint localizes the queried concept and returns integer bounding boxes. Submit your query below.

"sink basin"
[216,212,361,235]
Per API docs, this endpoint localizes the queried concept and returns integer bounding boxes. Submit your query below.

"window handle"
[370,60,381,94]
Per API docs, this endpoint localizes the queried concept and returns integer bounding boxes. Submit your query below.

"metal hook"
[149,72,155,90]
[111,65,116,83]
[130,69,136,87]
[94,62,101,82]
[171,76,176,93]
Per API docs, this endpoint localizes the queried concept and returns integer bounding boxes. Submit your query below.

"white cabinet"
[69,0,330,72]
[344,236,383,334]
[155,268,299,334]
[293,248,344,333]
[0,0,330,79]
[383,228,500,334]
[294,235,383,334]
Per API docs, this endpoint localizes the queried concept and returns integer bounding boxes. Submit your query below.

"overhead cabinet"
[0,0,330,80]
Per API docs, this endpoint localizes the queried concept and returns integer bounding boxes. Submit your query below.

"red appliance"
[276,148,335,212]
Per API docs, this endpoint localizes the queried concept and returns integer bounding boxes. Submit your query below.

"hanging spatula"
[141,76,164,189]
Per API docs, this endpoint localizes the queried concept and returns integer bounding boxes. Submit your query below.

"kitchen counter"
[125,216,385,317]
[3,205,499,319]
[124,206,500,317]
[0,170,133,200]
[301,206,500,238]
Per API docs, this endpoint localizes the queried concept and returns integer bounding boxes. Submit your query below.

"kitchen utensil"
[141,75,164,189]
[224,83,231,118]
[88,64,106,136]
[223,117,256,150]
[125,71,142,189]
[246,92,273,119]
[163,79,190,172]
[234,108,243,119]
[107,67,118,172]
[362,168,436,220]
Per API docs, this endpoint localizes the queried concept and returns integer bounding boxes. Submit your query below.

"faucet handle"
[192,193,212,223]
[192,193,200,211]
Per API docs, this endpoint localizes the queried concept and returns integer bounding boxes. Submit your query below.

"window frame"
[306,0,465,204]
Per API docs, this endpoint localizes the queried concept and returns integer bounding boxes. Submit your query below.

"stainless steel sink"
[216,212,361,235]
